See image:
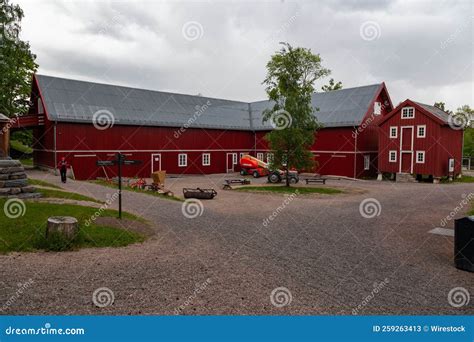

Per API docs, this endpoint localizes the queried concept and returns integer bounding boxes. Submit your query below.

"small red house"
[377,100,463,182]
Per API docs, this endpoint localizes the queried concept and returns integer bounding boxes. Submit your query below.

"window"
[178,154,187,167]
[232,153,237,165]
[364,155,370,170]
[37,98,44,114]
[390,126,398,138]
[417,125,426,138]
[416,151,425,164]
[240,152,246,160]
[202,153,210,166]
[401,107,415,119]
[267,153,274,163]
[374,102,382,115]
[389,150,397,163]
[257,153,264,161]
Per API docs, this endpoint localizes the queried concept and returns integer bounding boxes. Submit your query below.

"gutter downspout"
[53,121,58,176]
[353,125,357,179]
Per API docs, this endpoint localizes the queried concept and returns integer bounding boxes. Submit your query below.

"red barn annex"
[18,74,461,181]
[377,100,463,182]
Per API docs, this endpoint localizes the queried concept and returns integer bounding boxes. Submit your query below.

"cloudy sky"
[16,0,473,110]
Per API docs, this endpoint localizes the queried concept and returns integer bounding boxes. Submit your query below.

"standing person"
[58,157,69,183]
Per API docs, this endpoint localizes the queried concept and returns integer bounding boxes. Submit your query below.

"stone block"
[9,188,21,195]
[0,166,25,174]
[4,179,28,188]
[21,185,36,193]
[0,160,21,168]
[0,174,9,180]
[9,172,27,180]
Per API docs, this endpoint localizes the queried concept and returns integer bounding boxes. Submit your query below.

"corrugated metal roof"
[36,75,381,130]
[414,102,450,123]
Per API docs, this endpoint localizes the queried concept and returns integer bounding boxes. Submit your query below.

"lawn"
[29,178,63,189]
[39,188,104,204]
[91,179,183,201]
[0,200,145,253]
[10,140,33,154]
[235,185,343,194]
[454,175,474,183]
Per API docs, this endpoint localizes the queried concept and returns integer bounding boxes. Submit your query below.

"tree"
[322,78,342,92]
[434,101,446,111]
[262,43,330,186]
[0,0,37,117]
[455,105,474,157]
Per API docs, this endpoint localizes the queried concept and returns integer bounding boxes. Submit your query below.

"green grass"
[29,178,63,189]
[10,140,33,154]
[454,175,474,183]
[39,188,104,204]
[235,185,343,194]
[20,158,33,166]
[0,200,145,253]
[91,179,183,202]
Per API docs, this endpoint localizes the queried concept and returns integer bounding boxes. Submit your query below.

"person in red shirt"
[58,157,69,183]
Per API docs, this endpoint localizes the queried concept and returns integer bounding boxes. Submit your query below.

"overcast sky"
[16,0,473,110]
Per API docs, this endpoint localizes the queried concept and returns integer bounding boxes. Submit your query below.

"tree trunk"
[46,216,79,240]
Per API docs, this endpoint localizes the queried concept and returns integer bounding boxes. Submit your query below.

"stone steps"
[0,159,40,198]
[396,173,417,183]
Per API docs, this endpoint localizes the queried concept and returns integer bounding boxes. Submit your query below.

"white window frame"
[257,152,264,161]
[364,155,370,170]
[389,126,398,138]
[239,152,246,160]
[232,153,237,165]
[401,107,415,119]
[178,153,187,167]
[389,150,397,163]
[267,153,274,163]
[416,151,425,164]
[417,125,426,138]
[202,153,210,166]
[374,102,382,115]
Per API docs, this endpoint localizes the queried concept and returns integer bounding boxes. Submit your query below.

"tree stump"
[46,216,79,240]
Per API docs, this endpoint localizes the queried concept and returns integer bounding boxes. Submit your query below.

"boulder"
[21,185,36,193]
[9,188,21,195]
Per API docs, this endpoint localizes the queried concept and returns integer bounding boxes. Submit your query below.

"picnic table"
[303,176,327,185]
[222,178,251,190]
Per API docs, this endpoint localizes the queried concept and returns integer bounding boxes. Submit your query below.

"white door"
[151,153,161,173]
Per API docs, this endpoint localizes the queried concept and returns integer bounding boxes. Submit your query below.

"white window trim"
[364,155,370,170]
[257,153,264,161]
[232,153,237,165]
[389,126,398,138]
[374,102,382,115]
[202,153,210,166]
[417,125,426,138]
[416,151,425,164]
[178,153,187,167]
[401,107,415,119]
[389,150,397,163]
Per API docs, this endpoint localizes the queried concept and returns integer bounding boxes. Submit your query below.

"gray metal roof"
[414,102,450,123]
[36,75,381,130]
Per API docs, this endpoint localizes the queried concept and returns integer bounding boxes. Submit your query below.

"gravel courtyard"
[0,170,473,315]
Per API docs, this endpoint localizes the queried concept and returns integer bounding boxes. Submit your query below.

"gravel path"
[0,170,473,315]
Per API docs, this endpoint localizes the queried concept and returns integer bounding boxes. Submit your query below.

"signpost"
[96,153,142,219]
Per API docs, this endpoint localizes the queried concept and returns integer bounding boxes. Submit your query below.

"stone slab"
[0,160,21,168]
[428,227,454,237]
[3,179,28,188]
[0,167,25,174]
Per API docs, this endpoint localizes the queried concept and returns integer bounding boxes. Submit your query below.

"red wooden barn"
[19,74,394,180]
[377,99,463,182]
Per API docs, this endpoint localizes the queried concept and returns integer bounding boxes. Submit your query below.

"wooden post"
[46,216,79,240]
[0,114,10,158]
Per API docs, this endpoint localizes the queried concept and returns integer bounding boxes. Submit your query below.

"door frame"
[151,153,161,173]
[226,153,234,173]
[399,126,414,174]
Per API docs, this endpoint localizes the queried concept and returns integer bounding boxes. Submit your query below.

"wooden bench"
[222,178,251,190]
[304,178,326,185]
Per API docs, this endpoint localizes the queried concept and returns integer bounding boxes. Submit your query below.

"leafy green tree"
[322,78,342,92]
[0,0,37,117]
[262,43,330,186]
[455,105,474,157]
[434,102,446,111]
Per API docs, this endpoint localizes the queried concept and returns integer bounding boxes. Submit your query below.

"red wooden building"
[377,99,463,182]
[19,74,394,180]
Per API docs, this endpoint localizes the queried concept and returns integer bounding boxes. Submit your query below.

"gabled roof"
[377,99,450,126]
[35,74,384,130]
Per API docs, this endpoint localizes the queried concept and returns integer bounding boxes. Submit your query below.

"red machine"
[239,154,270,178]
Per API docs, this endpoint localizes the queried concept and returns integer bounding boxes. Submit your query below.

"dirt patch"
[93,217,155,237]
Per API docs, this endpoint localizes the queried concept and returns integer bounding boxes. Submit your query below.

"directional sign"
[96,160,116,166]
